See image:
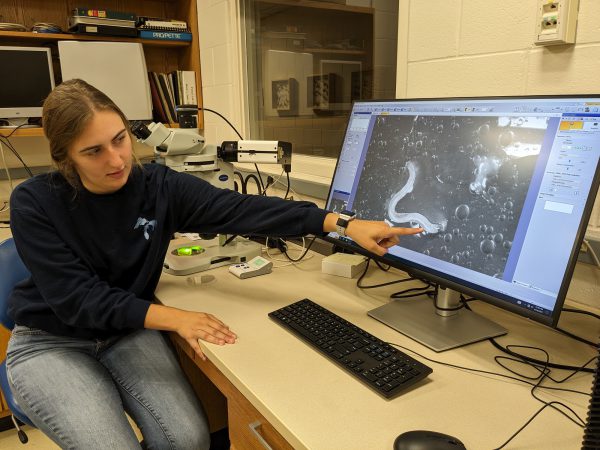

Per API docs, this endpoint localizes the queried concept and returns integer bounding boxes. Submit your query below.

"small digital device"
[324,96,600,351]
[0,46,55,126]
[229,256,273,279]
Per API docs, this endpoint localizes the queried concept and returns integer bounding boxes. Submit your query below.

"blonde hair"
[42,78,139,189]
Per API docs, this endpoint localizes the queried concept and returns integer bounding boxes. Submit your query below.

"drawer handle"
[248,420,273,450]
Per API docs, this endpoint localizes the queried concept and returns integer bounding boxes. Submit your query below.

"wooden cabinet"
[171,333,294,450]
[0,0,203,134]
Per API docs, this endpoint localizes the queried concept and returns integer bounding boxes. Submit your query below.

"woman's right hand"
[175,310,237,360]
[145,304,237,360]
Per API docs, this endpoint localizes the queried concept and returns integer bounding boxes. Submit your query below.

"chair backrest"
[0,238,30,330]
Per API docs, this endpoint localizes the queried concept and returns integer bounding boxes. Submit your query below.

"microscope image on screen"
[352,114,547,278]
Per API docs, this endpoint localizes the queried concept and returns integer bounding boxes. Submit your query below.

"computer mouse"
[394,430,467,450]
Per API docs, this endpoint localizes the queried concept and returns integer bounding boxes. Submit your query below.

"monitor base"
[368,296,507,352]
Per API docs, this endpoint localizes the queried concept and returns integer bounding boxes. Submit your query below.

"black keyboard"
[268,298,433,399]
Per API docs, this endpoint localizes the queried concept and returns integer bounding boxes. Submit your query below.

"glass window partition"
[242,0,398,159]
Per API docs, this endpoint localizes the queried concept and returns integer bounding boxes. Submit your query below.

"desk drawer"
[169,333,294,449]
[229,392,293,450]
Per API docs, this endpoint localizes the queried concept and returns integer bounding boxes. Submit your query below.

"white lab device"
[321,253,368,279]
[229,256,273,279]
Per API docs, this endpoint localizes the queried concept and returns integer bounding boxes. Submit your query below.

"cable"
[489,337,595,373]
[555,326,597,347]
[562,307,600,321]
[198,107,243,140]
[582,239,600,268]
[265,237,313,267]
[0,140,14,191]
[282,235,317,262]
[0,136,33,177]
[283,172,291,199]
[355,258,434,298]
[386,340,595,449]
[234,171,246,193]
[244,173,262,194]
[2,122,31,138]
[222,234,238,247]
[198,107,267,193]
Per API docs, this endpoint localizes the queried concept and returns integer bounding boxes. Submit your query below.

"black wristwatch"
[336,209,356,237]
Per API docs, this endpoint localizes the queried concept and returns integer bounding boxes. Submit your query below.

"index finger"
[388,226,424,235]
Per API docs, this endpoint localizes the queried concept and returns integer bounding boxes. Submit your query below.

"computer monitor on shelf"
[324,96,600,352]
[0,46,55,127]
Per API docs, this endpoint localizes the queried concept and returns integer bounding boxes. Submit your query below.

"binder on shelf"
[155,73,176,123]
[181,71,197,105]
[72,7,135,21]
[148,73,168,124]
[69,16,136,29]
[137,16,188,30]
[138,30,192,42]
[69,23,138,37]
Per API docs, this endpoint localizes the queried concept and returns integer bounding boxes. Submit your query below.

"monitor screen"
[0,46,55,123]
[324,96,600,351]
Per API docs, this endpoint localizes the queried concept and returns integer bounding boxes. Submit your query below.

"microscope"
[131,106,292,275]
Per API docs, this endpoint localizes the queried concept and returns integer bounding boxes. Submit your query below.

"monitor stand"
[368,287,507,352]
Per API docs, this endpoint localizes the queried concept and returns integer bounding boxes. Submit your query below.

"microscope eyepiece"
[131,121,151,140]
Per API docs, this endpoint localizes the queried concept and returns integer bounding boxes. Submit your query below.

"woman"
[6,79,421,449]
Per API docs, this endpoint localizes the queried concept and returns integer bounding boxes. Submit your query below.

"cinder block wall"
[396,0,600,306]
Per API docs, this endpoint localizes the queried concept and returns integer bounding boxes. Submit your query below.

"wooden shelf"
[0,123,180,138]
[258,0,373,14]
[0,127,44,138]
[0,30,190,48]
[304,47,366,55]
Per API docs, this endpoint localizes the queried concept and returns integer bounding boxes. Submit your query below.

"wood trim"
[257,0,373,14]
[0,31,189,47]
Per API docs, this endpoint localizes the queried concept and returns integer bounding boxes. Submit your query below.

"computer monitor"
[0,46,55,126]
[324,96,600,352]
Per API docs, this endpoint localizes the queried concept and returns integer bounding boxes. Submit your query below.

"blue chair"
[0,237,34,443]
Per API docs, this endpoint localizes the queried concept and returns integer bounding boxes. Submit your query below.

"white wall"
[396,0,600,307]
[197,0,245,145]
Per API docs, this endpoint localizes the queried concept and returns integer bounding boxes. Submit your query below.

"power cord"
[198,107,266,193]
[386,340,596,449]
[264,236,314,267]
[582,239,600,268]
[0,136,33,177]
[282,235,317,262]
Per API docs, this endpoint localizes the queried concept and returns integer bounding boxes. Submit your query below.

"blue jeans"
[6,326,210,450]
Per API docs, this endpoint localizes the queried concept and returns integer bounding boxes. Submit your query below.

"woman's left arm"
[323,213,423,257]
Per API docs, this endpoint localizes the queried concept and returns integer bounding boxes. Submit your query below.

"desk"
[155,249,598,450]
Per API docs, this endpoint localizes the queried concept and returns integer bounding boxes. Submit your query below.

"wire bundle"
[0,23,27,32]
[31,23,63,33]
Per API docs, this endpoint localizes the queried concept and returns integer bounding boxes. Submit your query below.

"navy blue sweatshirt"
[9,164,328,339]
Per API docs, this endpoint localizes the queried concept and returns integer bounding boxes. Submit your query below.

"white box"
[322,253,368,278]
[58,41,152,120]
